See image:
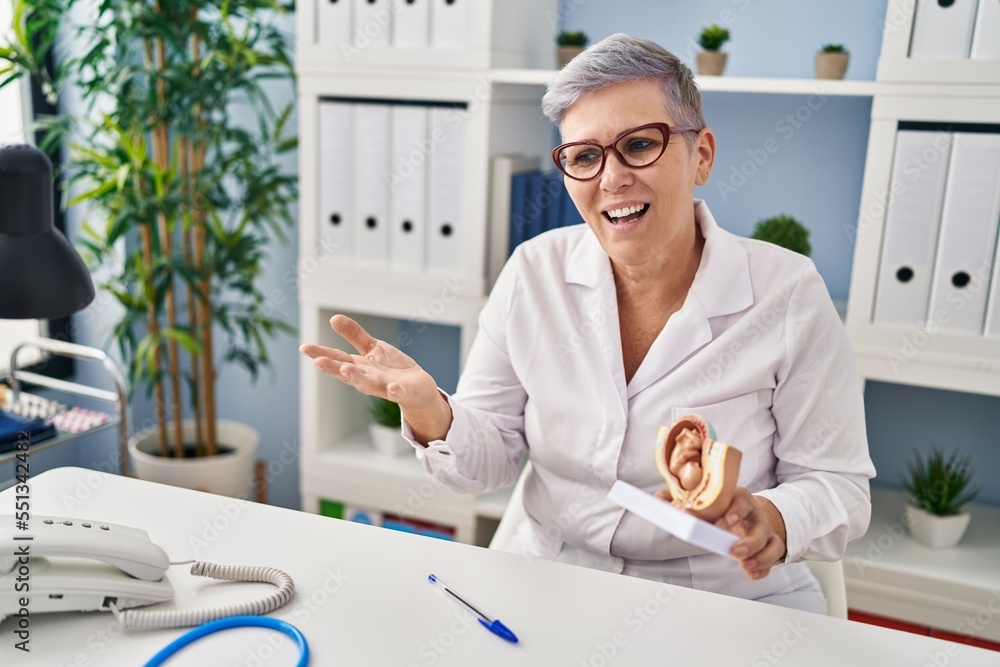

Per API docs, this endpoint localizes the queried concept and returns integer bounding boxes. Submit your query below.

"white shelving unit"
[296,0,560,546]
[844,0,1000,397]
[845,486,1000,643]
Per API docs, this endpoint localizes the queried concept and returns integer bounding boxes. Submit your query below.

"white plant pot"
[905,504,971,548]
[369,423,412,457]
[130,419,259,498]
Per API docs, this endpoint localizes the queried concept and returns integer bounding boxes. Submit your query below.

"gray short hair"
[542,33,705,149]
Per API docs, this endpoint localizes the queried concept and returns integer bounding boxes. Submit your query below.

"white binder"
[389,105,428,272]
[393,0,431,48]
[430,0,469,49]
[985,240,1000,337]
[353,0,391,47]
[927,133,1000,334]
[318,0,353,46]
[353,103,392,267]
[318,101,354,264]
[426,106,466,274]
[909,0,980,58]
[872,130,953,328]
[971,0,1000,59]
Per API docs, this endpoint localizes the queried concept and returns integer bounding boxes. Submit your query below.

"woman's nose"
[599,150,634,192]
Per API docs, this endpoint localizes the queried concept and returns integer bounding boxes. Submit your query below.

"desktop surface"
[2,467,998,666]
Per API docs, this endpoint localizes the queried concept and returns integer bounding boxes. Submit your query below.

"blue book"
[0,410,57,452]
[560,187,584,228]
[509,171,532,254]
[523,171,543,242]
[540,172,563,234]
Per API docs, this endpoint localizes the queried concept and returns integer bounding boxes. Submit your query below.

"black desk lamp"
[0,143,95,317]
[0,143,130,475]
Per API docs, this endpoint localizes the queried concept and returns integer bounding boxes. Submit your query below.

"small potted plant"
[902,448,980,548]
[750,215,812,257]
[697,24,731,76]
[557,31,588,68]
[816,43,850,80]
[368,397,411,456]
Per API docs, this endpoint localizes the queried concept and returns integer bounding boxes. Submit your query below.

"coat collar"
[565,200,754,321]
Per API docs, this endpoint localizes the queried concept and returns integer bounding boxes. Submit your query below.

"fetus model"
[654,414,742,521]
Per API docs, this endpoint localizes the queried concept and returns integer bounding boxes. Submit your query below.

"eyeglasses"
[551,122,698,181]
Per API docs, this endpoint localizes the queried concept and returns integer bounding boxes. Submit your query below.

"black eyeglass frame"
[551,122,699,181]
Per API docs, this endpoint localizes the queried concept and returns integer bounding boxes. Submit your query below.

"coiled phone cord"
[109,561,295,629]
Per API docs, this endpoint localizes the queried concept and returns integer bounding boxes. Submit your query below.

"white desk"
[2,468,998,666]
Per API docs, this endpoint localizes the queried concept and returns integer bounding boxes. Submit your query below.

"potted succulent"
[557,31,588,68]
[816,43,850,80]
[750,215,812,256]
[1,1,297,497]
[368,397,411,456]
[697,24,730,76]
[902,448,980,548]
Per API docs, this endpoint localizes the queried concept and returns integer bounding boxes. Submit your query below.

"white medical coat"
[409,200,875,601]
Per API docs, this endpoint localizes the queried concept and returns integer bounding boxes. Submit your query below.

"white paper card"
[607,480,738,557]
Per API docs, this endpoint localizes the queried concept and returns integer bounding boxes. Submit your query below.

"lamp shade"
[0,143,95,319]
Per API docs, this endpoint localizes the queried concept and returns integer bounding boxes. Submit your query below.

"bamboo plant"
[0,0,297,459]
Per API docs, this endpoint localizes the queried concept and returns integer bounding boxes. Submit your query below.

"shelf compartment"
[845,486,1000,643]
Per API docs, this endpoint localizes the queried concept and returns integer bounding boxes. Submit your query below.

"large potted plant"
[1,1,297,497]
[902,448,980,548]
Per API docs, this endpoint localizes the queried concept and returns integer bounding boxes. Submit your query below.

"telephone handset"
[1,514,295,631]
[0,515,175,622]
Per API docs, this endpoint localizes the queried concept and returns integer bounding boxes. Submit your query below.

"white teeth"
[607,204,645,219]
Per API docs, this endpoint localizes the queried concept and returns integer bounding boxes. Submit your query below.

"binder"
[523,171,543,242]
[985,239,1000,337]
[392,0,431,48]
[971,0,1000,59]
[927,133,1000,334]
[318,101,354,264]
[353,0,391,48]
[909,0,979,58]
[508,171,532,254]
[353,103,392,267]
[541,172,564,234]
[426,106,466,274]
[430,0,469,49]
[872,130,953,328]
[389,105,428,272]
[318,0,353,46]
[488,155,539,288]
[560,187,584,228]
[933,132,1000,333]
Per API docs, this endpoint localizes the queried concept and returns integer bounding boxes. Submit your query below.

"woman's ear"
[694,128,716,186]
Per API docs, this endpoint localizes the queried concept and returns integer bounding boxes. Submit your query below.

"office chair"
[489,462,849,619]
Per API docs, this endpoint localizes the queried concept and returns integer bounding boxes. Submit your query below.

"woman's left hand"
[716,488,787,580]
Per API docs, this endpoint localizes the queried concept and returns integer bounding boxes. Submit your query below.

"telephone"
[0,514,174,624]
[0,514,295,630]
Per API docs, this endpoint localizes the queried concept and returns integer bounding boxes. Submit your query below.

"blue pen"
[427,574,519,644]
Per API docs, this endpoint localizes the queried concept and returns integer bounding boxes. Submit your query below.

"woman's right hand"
[299,314,452,443]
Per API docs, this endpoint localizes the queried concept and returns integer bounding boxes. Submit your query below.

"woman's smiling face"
[559,78,715,272]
